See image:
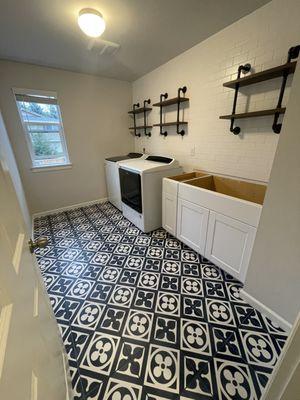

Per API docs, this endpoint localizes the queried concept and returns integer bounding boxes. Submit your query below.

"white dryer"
[119,156,182,232]
[105,153,144,210]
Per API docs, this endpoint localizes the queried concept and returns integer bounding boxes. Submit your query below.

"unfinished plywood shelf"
[221,45,300,135]
[220,108,286,120]
[223,61,297,88]
[167,171,210,182]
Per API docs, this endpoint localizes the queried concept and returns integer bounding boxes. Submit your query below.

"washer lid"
[145,156,173,163]
[119,156,179,173]
[105,152,143,162]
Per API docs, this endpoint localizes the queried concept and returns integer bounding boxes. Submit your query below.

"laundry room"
[0,1,300,399]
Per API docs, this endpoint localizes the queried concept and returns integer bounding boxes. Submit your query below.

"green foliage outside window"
[32,132,57,156]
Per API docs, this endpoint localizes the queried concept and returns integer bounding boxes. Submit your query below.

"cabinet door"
[176,198,209,254]
[205,211,256,282]
[162,192,177,236]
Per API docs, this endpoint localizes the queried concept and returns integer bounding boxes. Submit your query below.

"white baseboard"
[32,197,108,219]
[62,352,73,400]
[240,289,292,333]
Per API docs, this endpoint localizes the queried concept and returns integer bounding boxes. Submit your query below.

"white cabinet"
[162,192,177,236]
[162,174,265,283]
[177,198,209,254]
[205,211,256,282]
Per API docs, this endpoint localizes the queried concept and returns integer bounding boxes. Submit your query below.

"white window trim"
[31,163,73,173]
[13,87,58,98]
[13,88,71,171]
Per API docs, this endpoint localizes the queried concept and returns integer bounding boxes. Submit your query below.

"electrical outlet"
[190,145,196,156]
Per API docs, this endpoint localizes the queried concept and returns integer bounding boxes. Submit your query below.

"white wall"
[0,60,133,214]
[133,0,300,183]
[243,60,300,325]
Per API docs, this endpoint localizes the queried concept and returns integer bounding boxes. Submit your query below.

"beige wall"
[133,0,300,183]
[0,60,133,214]
[243,60,300,325]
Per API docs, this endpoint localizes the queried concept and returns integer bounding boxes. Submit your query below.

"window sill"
[30,163,73,173]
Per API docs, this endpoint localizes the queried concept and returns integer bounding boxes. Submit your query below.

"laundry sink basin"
[185,175,266,205]
[163,171,210,196]
[163,172,267,282]
[167,171,209,182]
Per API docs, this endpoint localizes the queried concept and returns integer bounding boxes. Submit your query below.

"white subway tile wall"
[133,0,300,182]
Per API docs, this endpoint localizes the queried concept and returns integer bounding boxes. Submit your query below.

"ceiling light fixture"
[78,8,106,38]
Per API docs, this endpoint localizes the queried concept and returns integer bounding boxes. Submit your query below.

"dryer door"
[119,168,142,213]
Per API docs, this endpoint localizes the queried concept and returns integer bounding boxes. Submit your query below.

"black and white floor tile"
[34,202,288,400]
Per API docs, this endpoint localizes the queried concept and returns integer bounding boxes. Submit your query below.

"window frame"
[13,88,71,171]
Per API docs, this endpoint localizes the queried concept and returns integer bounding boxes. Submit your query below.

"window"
[14,89,70,169]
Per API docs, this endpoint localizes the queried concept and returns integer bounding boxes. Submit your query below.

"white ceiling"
[0,0,271,81]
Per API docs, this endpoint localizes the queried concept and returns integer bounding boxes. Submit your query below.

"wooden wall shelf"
[220,45,300,134]
[154,121,188,127]
[129,125,152,129]
[153,97,189,107]
[155,87,189,136]
[220,108,286,120]
[223,61,297,89]
[128,107,152,115]
[128,99,152,137]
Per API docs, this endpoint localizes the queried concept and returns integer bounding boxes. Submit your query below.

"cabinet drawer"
[205,211,256,282]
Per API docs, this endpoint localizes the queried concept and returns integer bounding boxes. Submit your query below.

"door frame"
[262,311,300,399]
[0,109,72,399]
[0,112,31,233]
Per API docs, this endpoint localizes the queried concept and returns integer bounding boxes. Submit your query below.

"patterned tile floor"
[34,202,288,400]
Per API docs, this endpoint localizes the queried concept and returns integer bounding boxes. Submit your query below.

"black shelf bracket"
[133,103,141,137]
[230,64,251,135]
[143,99,151,137]
[159,93,168,137]
[272,45,300,133]
[177,86,187,136]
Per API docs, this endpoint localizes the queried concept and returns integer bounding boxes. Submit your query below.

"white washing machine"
[105,153,144,210]
[119,156,182,232]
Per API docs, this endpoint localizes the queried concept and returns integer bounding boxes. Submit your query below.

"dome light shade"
[78,8,106,38]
